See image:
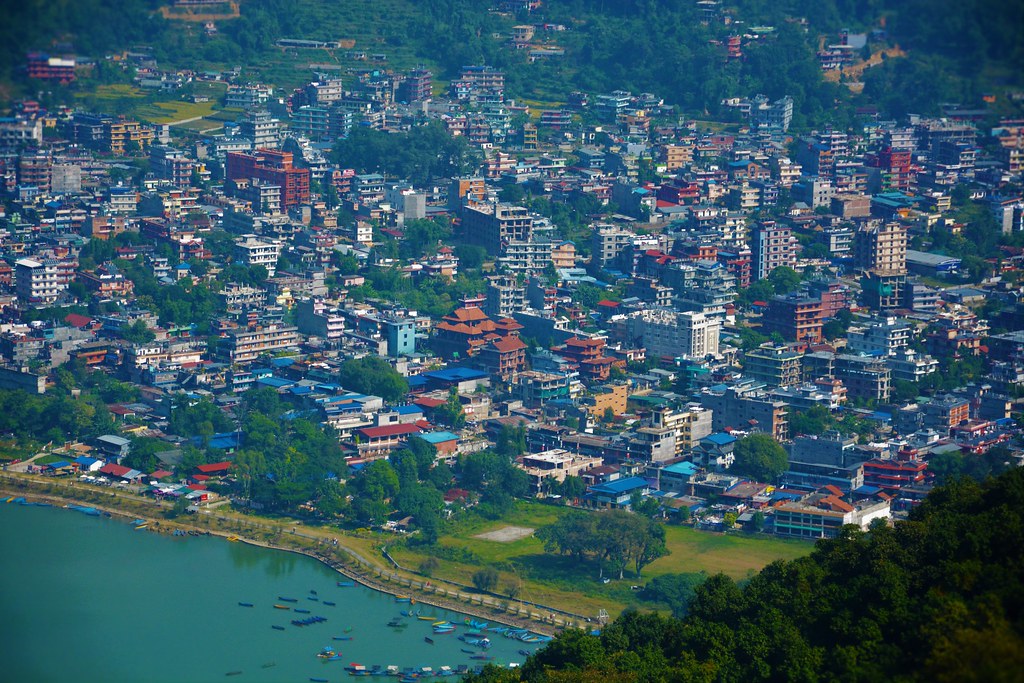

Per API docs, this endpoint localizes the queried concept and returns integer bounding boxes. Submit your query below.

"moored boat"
[238,602,254,607]
[323,601,336,606]
[337,581,355,587]
[278,596,298,602]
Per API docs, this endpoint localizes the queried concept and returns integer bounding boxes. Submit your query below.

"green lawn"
[134,100,218,124]
[386,501,814,620]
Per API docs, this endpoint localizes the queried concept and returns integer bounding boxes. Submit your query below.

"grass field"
[134,100,218,124]
[385,501,813,620]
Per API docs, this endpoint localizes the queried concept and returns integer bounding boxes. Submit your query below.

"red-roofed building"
[196,461,231,476]
[149,469,173,480]
[553,337,617,382]
[353,423,423,461]
[477,334,527,381]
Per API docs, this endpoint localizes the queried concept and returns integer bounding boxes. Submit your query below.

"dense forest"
[465,468,1024,682]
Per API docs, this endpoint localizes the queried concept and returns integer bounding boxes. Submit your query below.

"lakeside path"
[0,472,587,635]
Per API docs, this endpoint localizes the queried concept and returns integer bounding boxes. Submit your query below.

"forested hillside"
[3,0,1021,126]
[466,468,1024,682]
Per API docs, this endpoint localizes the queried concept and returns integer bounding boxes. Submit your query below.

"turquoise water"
[0,503,538,682]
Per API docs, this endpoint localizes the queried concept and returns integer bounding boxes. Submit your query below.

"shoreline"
[0,476,576,636]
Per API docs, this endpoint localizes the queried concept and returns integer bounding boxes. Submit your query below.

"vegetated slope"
[465,468,1024,683]
[6,1,1021,123]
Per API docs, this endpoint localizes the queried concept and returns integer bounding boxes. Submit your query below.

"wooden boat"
[273,604,290,610]
[272,625,285,630]
[323,601,336,606]
[417,615,437,621]
[278,596,298,602]
[226,536,239,542]
[424,637,434,644]
[395,596,411,603]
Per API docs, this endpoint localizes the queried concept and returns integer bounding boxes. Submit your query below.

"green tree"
[337,356,409,402]
[731,433,788,482]
[472,566,500,592]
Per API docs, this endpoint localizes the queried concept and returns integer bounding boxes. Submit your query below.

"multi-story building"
[398,68,433,102]
[237,110,281,149]
[650,404,713,454]
[517,449,603,493]
[517,371,572,408]
[804,352,891,402]
[785,432,866,492]
[774,488,890,539]
[751,221,796,281]
[15,258,66,305]
[762,293,825,344]
[219,324,301,364]
[625,309,720,361]
[234,235,283,276]
[856,222,908,310]
[846,316,912,356]
[886,348,939,383]
[226,150,310,211]
[591,224,634,269]
[27,52,76,82]
[460,203,533,255]
[105,118,154,155]
[699,382,789,441]
[149,145,193,187]
[485,275,526,318]
[18,152,51,194]
[224,83,274,110]
[553,337,616,383]
[295,298,346,341]
[743,343,803,387]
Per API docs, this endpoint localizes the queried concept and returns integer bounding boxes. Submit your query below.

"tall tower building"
[751,221,796,281]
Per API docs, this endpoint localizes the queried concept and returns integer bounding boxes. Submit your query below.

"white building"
[15,258,65,305]
[626,309,720,360]
[234,235,283,276]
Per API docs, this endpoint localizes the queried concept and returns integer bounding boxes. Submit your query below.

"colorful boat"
[273,605,290,610]
[337,581,355,587]
[395,596,411,603]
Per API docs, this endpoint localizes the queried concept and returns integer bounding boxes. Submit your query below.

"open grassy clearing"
[134,99,218,124]
[384,500,813,619]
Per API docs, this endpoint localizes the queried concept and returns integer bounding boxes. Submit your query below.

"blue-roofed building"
[420,366,490,392]
[413,430,460,461]
[256,376,295,389]
[659,461,699,494]
[74,456,103,472]
[584,476,651,509]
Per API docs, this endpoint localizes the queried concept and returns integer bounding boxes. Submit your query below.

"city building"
[625,309,720,361]
[743,343,803,387]
[751,221,796,281]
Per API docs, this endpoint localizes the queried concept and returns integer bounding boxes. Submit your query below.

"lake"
[0,501,538,682]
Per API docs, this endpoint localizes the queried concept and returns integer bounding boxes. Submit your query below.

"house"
[584,476,651,509]
[95,435,131,463]
[414,431,460,461]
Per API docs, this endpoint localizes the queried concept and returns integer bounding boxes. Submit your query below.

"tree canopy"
[467,468,1024,682]
[730,433,789,482]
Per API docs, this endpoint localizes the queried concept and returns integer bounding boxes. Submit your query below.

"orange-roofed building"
[432,306,524,362]
[553,337,617,382]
